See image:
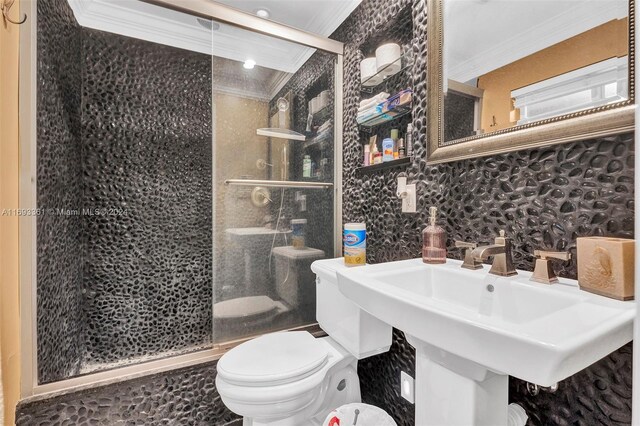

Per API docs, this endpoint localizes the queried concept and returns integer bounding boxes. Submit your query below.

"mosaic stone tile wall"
[36,0,86,384]
[37,0,213,382]
[15,363,241,426]
[80,28,213,367]
[333,0,635,425]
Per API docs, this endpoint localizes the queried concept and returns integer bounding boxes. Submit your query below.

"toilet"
[216,258,394,426]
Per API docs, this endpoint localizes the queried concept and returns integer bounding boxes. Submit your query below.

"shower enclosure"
[20,0,343,393]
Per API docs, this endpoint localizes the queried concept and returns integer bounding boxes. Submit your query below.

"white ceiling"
[67,0,360,74]
[214,0,361,38]
[445,0,628,83]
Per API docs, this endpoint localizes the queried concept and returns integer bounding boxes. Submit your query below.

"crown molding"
[67,0,212,55]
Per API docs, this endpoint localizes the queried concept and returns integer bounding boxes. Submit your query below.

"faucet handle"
[531,250,572,284]
[534,250,571,261]
[455,241,477,249]
[454,241,483,270]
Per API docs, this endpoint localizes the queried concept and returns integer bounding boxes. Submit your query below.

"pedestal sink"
[336,258,635,426]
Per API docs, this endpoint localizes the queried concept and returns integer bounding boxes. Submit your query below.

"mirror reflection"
[443,0,629,142]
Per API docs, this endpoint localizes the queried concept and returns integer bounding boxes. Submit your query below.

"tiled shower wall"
[333,0,634,425]
[36,0,85,384]
[37,0,213,383]
[80,28,213,367]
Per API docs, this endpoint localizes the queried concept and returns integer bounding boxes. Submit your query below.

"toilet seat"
[216,334,358,423]
[217,331,329,386]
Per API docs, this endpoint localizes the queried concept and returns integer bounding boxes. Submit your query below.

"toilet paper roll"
[311,96,321,114]
[319,90,330,109]
[376,43,402,78]
[360,57,382,86]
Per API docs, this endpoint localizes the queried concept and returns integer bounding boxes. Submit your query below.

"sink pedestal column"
[408,335,508,426]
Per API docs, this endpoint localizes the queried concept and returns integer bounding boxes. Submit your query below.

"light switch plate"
[402,183,417,213]
[401,370,415,403]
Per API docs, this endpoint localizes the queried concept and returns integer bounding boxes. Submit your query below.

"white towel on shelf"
[358,92,389,110]
[356,107,379,124]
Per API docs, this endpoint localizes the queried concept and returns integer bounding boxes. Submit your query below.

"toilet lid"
[217,331,329,386]
[214,296,277,320]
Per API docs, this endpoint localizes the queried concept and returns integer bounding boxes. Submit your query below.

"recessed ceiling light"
[255,8,270,19]
[196,18,220,31]
[243,59,256,70]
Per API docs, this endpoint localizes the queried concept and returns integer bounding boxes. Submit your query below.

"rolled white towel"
[359,92,389,110]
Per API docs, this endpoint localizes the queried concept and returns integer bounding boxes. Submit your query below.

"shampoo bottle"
[422,206,446,264]
[406,123,413,158]
[303,155,312,178]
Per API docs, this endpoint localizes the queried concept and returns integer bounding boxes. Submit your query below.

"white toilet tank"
[311,258,392,359]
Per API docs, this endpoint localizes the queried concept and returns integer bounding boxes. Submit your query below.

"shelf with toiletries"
[355,6,414,174]
[357,88,413,130]
[360,115,413,171]
[356,157,411,175]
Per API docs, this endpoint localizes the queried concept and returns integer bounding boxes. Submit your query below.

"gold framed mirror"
[427,0,635,164]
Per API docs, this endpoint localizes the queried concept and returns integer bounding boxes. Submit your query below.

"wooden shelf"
[356,157,411,175]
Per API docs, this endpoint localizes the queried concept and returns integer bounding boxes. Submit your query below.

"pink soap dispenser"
[422,206,447,264]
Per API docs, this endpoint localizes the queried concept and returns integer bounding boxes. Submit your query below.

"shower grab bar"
[225,179,333,189]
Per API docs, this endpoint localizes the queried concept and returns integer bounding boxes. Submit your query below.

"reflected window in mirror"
[443,0,629,143]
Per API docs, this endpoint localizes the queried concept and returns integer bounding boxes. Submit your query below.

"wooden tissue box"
[577,237,635,300]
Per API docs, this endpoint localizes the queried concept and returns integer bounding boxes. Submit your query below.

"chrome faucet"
[470,230,517,277]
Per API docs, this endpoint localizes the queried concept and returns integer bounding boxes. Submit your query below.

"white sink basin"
[337,258,635,425]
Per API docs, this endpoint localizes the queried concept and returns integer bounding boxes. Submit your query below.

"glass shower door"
[210,34,338,343]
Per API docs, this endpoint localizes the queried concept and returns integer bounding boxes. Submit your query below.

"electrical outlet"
[402,183,417,213]
[400,371,415,403]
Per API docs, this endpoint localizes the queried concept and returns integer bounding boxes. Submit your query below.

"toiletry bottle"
[371,142,380,164]
[374,152,383,164]
[398,138,405,158]
[382,138,394,162]
[406,123,413,158]
[303,155,312,178]
[364,144,370,166]
[369,135,378,165]
[423,206,446,264]
[391,129,399,159]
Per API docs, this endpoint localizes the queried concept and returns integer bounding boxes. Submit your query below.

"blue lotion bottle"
[382,138,394,162]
